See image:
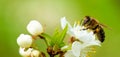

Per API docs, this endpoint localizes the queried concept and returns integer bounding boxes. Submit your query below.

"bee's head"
[82,16,91,26]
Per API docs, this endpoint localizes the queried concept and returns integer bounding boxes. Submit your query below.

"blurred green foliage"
[0,0,120,57]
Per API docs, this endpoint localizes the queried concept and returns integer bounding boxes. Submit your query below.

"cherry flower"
[61,17,101,44]
[61,17,101,57]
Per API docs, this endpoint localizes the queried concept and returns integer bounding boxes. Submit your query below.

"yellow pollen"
[86,55,90,57]
[86,53,90,57]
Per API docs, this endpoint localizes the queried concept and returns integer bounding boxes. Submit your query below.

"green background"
[0,0,120,57]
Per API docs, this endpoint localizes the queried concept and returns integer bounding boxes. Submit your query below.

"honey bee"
[82,16,105,42]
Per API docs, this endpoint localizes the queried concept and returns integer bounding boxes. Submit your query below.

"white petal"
[61,45,68,51]
[72,41,82,57]
[19,47,33,57]
[75,30,96,43]
[27,20,43,36]
[74,30,87,41]
[61,17,67,29]
[17,34,33,48]
[60,17,74,35]
[64,50,77,57]
[83,40,101,48]
[80,44,98,57]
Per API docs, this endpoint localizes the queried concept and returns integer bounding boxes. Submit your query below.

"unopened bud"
[17,34,33,48]
[27,20,43,36]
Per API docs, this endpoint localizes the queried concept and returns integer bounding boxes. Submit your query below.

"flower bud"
[19,47,33,57]
[27,20,43,36]
[17,34,33,48]
[31,50,40,57]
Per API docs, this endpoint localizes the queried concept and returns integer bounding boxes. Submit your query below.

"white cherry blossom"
[61,17,101,57]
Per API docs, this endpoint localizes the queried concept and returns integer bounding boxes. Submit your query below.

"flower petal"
[83,40,101,48]
[31,50,40,57]
[64,50,77,57]
[19,47,33,57]
[72,41,82,57]
[75,30,96,43]
[60,17,74,35]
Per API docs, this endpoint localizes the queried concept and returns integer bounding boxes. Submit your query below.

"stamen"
[77,21,80,25]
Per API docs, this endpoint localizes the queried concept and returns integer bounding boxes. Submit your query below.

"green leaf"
[47,25,68,47]
[49,28,60,46]
[53,29,59,44]
[57,25,68,47]
[53,28,59,38]
[59,42,65,48]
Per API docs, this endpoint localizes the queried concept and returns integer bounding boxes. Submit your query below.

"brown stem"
[50,54,55,57]
[47,46,59,57]
[59,52,65,57]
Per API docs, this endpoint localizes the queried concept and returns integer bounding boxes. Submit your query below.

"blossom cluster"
[17,17,102,57]
[17,20,44,57]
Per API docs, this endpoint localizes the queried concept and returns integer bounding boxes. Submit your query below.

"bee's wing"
[99,23,112,30]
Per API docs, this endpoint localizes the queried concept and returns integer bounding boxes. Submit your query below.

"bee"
[82,16,105,42]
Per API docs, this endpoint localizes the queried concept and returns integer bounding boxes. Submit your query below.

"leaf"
[59,42,65,48]
[50,28,60,46]
[57,25,68,47]
[47,25,68,47]
[53,28,59,38]
[53,29,60,44]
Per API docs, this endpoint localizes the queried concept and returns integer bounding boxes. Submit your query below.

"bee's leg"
[93,25,99,34]
[82,26,90,30]
[82,27,89,30]
[92,25,99,30]
[94,30,97,34]
[82,28,87,30]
